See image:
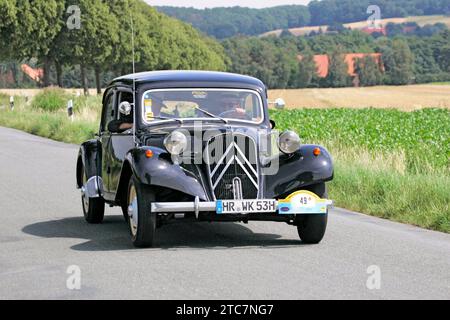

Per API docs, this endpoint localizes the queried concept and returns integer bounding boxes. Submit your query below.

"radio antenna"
[130,11,137,146]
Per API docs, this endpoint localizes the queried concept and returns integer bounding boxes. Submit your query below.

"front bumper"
[151,197,215,218]
[151,196,333,218]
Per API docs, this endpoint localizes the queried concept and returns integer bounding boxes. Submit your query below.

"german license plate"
[216,200,277,214]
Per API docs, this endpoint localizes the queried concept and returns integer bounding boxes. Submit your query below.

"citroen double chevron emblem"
[210,141,258,190]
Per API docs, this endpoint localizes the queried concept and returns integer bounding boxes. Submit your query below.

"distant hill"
[155,0,450,39]
[261,15,450,37]
[156,5,311,39]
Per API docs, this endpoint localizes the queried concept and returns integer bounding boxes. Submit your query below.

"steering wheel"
[218,109,250,120]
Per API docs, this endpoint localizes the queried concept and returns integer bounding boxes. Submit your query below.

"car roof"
[110,70,266,89]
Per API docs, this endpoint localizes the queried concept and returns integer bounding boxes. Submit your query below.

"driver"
[218,94,247,119]
[108,109,133,133]
[108,97,172,133]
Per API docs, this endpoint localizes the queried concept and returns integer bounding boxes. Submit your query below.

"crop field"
[1,89,449,233]
[269,84,450,110]
[2,84,450,111]
[262,15,450,37]
[271,108,450,232]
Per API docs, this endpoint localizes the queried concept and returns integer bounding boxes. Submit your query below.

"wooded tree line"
[0,0,227,94]
[157,5,311,39]
[308,0,450,26]
[157,0,450,39]
[1,1,450,91]
[223,29,450,89]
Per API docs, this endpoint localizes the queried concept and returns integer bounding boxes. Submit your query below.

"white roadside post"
[67,99,74,122]
[9,96,14,111]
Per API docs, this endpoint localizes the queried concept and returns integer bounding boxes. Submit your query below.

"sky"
[145,0,311,9]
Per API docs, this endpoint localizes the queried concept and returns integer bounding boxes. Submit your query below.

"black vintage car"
[76,71,334,247]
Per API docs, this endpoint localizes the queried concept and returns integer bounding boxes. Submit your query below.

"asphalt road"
[0,126,449,300]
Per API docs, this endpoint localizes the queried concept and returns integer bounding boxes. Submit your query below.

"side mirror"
[274,98,286,110]
[270,120,276,129]
[119,101,133,116]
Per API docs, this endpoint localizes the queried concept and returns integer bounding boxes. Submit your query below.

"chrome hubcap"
[128,185,138,237]
[81,173,89,211]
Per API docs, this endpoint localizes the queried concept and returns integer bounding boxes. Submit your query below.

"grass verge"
[0,90,100,144]
[0,109,98,144]
[331,157,449,233]
[271,108,450,233]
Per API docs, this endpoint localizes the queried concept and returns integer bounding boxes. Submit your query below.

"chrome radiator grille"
[206,133,259,200]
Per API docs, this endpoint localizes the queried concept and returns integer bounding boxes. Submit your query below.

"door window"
[101,91,116,132]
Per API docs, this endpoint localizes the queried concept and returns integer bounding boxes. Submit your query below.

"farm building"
[0,63,43,87]
[299,53,384,86]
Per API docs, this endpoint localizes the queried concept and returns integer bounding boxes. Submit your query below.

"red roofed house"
[345,53,383,77]
[361,27,387,36]
[0,64,44,87]
[313,55,329,78]
[298,53,384,86]
[21,64,44,83]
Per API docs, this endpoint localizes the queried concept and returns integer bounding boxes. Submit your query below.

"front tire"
[127,177,157,248]
[81,167,105,224]
[295,183,328,244]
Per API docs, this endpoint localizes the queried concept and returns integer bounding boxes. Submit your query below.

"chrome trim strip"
[235,157,258,189]
[210,142,235,177]
[232,177,243,200]
[194,196,200,219]
[234,142,258,177]
[212,156,234,189]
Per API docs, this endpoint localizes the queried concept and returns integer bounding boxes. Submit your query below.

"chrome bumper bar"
[151,197,216,218]
[151,196,333,218]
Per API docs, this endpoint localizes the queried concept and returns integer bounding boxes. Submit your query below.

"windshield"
[141,89,264,125]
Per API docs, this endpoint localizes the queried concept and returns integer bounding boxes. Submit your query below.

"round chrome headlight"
[164,131,188,155]
[278,130,301,154]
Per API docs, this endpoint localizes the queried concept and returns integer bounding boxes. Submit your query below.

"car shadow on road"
[22,215,303,251]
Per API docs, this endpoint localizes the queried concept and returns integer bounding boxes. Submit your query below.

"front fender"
[264,145,334,199]
[126,147,208,201]
[76,139,101,188]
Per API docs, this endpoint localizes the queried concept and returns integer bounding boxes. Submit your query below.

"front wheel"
[296,214,328,244]
[127,177,157,248]
[295,183,328,244]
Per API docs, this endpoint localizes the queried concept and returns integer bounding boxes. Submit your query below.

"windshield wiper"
[148,116,184,125]
[195,107,228,124]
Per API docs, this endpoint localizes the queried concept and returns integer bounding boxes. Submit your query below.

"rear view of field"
[269,84,450,110]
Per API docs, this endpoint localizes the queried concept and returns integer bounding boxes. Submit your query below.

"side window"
[101,92,115,132]
[117,91,133,121]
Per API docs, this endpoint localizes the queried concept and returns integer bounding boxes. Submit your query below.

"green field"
[1,90,449,233]
[271,109,450,232]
